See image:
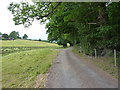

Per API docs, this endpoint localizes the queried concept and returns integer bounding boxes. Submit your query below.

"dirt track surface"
[46,47,118,88]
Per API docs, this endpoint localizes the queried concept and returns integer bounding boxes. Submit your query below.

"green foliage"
[107,2,120,50]
[8,2,60,27]
[39,39,41,41]
[23,34,28,39]
[2,34,9,40]
[8,2,120,54]
[0,32,2,35]
[9,31,20,39]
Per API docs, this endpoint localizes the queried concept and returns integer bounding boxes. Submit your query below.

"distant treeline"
[0,31,28,40]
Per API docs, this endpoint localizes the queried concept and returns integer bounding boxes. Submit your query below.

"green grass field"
[1,40,60,88]
[2,39,59,47]
[1,40,61,56]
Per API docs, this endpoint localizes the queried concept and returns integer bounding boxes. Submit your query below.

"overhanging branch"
[37,2,62,20]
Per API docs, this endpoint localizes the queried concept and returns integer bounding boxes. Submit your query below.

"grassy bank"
[2,40,59,47]
[72,48,118,79]
[2,48,59,88]
[2,40,61,88]
[1,40,62,56]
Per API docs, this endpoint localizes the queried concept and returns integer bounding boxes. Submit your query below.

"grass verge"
[72,48,118,79]
[2,48,59,88]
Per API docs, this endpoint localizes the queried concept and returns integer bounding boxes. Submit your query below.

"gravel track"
[46,47,118,88]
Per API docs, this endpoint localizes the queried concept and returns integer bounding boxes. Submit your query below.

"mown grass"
[1,47,32,56]
[2,48,59,88]
[1,40,62,56]
[72,48,118,79]
[2,39,59,47]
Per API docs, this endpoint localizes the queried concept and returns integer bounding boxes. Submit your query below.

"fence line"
[94,49,97,58]
[94,48,117,67]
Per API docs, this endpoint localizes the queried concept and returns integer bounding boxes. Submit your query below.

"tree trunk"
[63,43,67,48]
[98,3,108,26]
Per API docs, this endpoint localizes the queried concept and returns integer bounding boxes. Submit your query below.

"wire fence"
[93,49,119,67]
[77,47,120,67]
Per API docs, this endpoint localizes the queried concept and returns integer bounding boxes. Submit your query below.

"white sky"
[0,0,48,40]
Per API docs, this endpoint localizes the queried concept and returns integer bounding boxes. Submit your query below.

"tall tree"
[8,2,120,53]
[23,34,28,39]
[2,34,9,40]
[9,31,19,39]
[0,32,2,35]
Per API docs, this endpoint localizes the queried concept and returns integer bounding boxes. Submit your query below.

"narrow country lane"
[46,47,118,88]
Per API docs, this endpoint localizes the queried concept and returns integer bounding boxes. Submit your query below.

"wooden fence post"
[95,49,97,58]
[114,49,117,67]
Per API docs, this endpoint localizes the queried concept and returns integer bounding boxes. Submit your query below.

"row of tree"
[0,31,28,40]
[8,2,120,55]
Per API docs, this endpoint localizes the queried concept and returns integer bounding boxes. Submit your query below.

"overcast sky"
[0,0,48,40]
